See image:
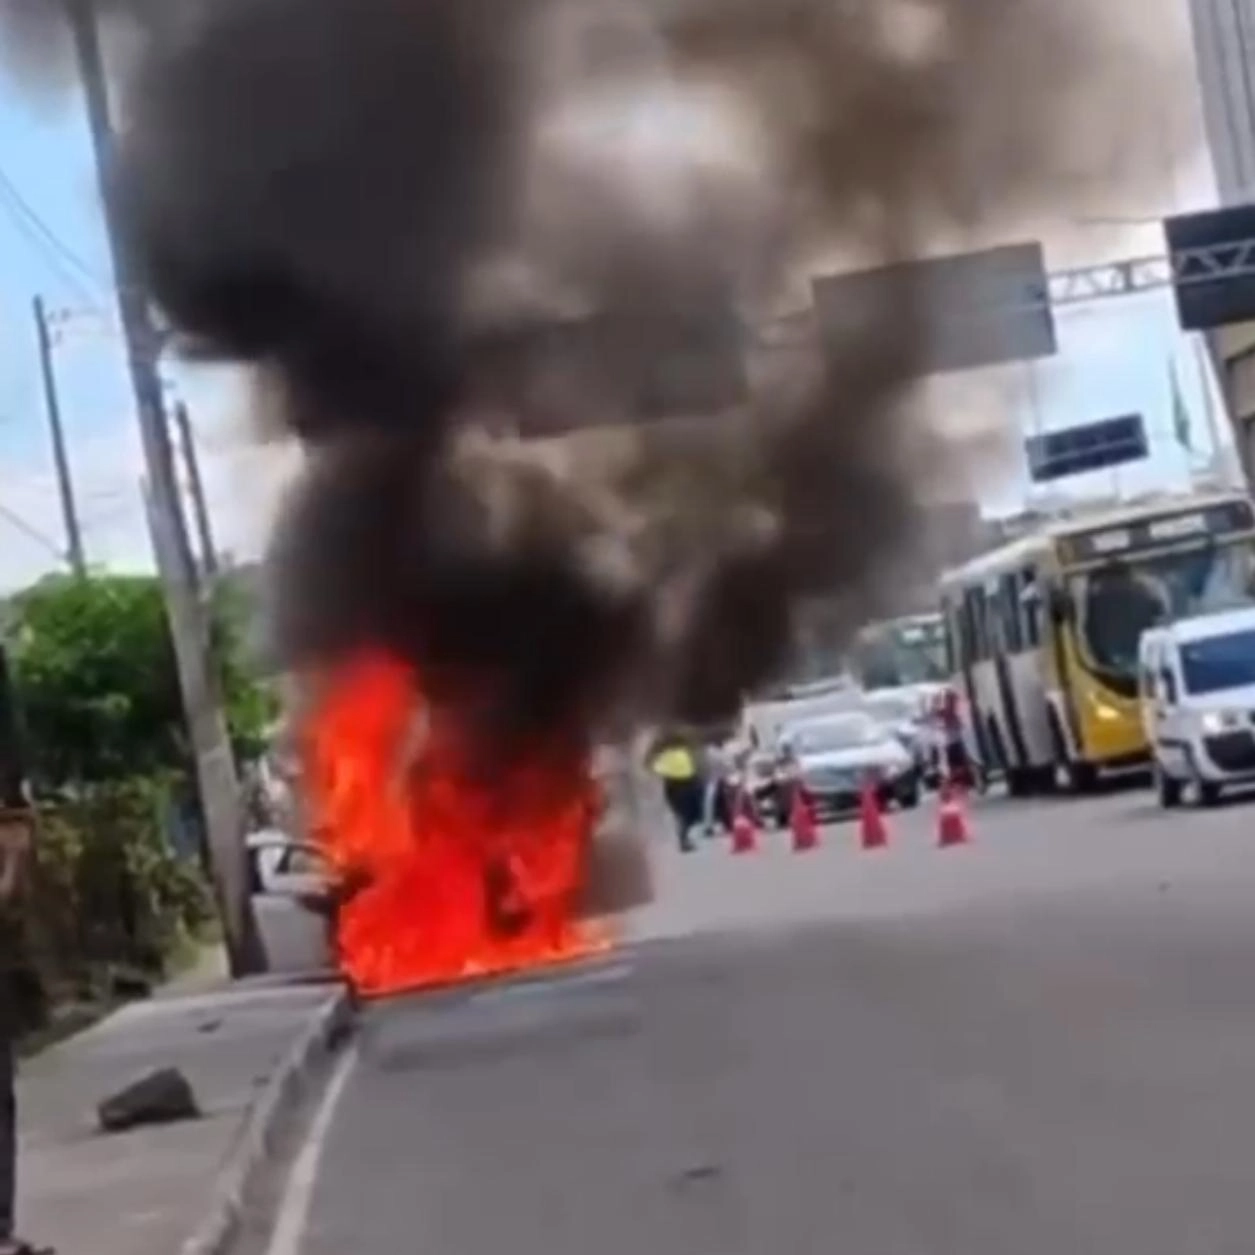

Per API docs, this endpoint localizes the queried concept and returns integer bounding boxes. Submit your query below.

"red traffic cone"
[858,775,889,850]
[731,786,759,855]
[789,782,820,852]
[936,778,970,848]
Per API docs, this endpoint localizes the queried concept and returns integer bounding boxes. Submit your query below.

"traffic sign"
[1164,205,1255,330]
[1024,414,1148,483]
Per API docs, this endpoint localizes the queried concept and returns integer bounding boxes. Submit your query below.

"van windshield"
[1179,629,1255,694]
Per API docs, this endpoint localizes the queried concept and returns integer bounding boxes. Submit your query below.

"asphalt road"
[266,783,1255,1255]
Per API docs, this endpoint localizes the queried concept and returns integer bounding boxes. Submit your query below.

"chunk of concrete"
[97,1066,201,1134]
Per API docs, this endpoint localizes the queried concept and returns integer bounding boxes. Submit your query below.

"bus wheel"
[1029,763,1059,793]
[986,719,1007,777]
[988,722,1036,797]
[1022,765,1057,794]
[1061,760,1097,793]
[1049,712,1095,794]
[1197,780,1223,808]
[1006,768,1034,798]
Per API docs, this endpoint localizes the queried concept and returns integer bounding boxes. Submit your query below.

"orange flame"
[301,653,609,996]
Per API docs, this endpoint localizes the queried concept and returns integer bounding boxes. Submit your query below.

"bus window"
[1021,569,1042,648]
[958,602,972,668]
[942,603,957,674]
[998,573,1024,653]
[962,588,984,661]
[978,587,996,659]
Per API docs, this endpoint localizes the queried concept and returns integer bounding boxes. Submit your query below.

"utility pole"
[32,296,86,577]
[172,400,220,582]
[63,0,261,976]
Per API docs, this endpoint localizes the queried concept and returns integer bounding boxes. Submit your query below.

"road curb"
[179,984,357,1255]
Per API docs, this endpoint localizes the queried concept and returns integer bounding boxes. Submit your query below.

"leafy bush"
[7,572,275,790]
[8,777,213,1035]
[0,572,271,1035]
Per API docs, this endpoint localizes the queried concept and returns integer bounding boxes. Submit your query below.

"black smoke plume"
[3,0,1146,750]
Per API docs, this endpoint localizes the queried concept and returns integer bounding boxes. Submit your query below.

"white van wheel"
[1197,779,1223,808]
[1155,768,1182,809]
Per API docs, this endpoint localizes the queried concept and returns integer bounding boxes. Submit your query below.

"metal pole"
[63,0,261,976]
[1192,334,1229,472]
[32,296,87,576]
[172,401,221,581]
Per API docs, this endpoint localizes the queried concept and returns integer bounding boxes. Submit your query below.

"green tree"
[7,573,274,790]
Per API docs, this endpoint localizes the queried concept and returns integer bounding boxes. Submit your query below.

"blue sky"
[0,46,1235,593]
[0,74,283,592]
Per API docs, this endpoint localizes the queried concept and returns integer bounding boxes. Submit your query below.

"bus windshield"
[851,619,948,688]
[1070,541,1255,681]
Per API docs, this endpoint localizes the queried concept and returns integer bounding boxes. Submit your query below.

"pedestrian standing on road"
[0,645,53,1255]
[647,733,703,854]
[699,741,730,838]
[936,686,980,790]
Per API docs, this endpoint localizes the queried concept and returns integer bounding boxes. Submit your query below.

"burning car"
[299,656,650,997]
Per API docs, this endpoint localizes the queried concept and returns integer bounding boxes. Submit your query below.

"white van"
[1138,605,1255,807]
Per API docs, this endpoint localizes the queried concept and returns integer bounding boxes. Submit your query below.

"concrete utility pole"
[63,0,262,976]
[172,400,221,582]
[32,296,87,577]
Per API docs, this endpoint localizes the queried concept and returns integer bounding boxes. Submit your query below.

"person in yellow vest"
[648,732,703,853]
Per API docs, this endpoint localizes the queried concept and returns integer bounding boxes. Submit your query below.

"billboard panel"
[811,242,1056,377]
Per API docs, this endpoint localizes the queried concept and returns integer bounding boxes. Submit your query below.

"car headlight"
[1200,709,1244,734]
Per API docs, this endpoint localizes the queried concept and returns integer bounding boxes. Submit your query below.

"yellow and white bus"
[939,490,1255,794]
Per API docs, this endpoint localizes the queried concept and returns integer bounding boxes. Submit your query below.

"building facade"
[1187,0,1255,481]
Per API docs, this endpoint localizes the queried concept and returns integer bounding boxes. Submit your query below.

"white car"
[858,687,938,776]
[1139,605,1255,807]
[741,686,867,754]
[778,711,920,819]
[246,829,337,975]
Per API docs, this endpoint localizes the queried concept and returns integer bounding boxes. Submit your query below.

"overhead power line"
[0,501,69,565]
[0,162,107,306]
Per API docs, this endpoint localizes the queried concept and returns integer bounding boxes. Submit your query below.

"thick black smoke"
[3,0,1146,750]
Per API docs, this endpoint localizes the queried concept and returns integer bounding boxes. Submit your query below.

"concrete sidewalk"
[16,978,352,1255]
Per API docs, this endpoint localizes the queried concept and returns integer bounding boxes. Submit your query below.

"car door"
[247,832,337,975]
